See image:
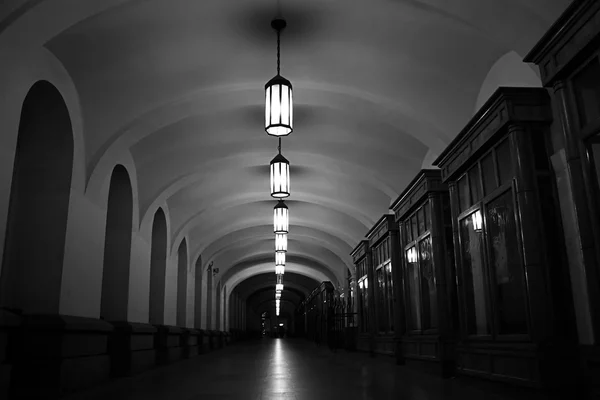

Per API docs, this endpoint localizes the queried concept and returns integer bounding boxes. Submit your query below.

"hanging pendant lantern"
[274,200,289,233]
[270,144,290,198]
[276,265,285,275]
[275,233,287,252]
[265,18,293,137]
[275,292,281,300]
[275,250,285,266]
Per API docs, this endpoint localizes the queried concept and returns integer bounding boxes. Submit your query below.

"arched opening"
[176,238,188,326]
[149,208,167,324]
[0,80,74,314]
[100,165,133,321]
[194,255,203,328]
[216,281,222,330]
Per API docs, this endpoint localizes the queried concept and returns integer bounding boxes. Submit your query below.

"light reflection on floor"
[64,338,555,400]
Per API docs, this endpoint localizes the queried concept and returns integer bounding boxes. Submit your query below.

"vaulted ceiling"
[2,0,571,308]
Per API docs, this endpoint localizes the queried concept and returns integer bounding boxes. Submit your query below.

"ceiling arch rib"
[138,147,411,220]
[224,262,334,298]
[177,199,371,252]
[209,238,347,283]
[187,208,364,259]
[198,227,354,275]
[222,254,339,286]
[170,190,375,229]
[232,272,320,299]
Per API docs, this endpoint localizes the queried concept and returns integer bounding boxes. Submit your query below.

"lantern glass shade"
[276,283,284,291]
[276,309,280,316]
[275,233,287,252]
[270,153,290,198]
[274,200,289,233]
[275,251,285,266]
[276,273,284,285]
[275,292,281,300]
[275,265,285,275]
[265,75,293,137]
[473,210,483,232]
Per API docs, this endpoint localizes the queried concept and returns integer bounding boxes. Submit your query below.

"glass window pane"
[469,165,482,204]
[417,206,425,235]
[486,191,529,335]
[406,247,421,331]
[383,239,389,261]
[422,201,429,232]
[411,215,418,240]
[496,139,513,186]
[460,212,489,335]
[405,222,413,243]
[458,175,470,212]
[572,58,600,128]
[481,152,497,196]
[419,236,437,330]
[377,267,387,332]
[385,262,394,332]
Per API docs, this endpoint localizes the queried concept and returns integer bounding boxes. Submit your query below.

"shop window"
[496,139,513,186]
[411,215,418,241]
[469,165,482,204]
[458,175,470,212]
[460,211,489,335]
[481,152,497,196]
[406,246,421,331]
[419,236,437,330]
[486,191,528,335]
[385,262,394,331]
[417,205,426,235]
[376,266,387,331]
[572,57,600,128]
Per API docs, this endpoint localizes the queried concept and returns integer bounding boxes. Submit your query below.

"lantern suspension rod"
[271,18,286,75]
[278,137,282,154]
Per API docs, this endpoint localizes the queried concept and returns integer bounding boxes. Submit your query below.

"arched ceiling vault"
[2,0,571,299]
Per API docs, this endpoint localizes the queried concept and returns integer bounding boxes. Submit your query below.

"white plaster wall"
[127,233,151,322]
[475,50,541,113]
[60,191,106,317]
[164,256,178,325]
[186,264,195,328]
[201,269,208,329]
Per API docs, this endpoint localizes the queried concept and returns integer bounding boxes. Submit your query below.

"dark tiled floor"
[65,338,555,400]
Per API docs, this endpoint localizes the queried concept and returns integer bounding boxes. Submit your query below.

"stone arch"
[0,80,74,314]
[100,164,133,321]
[149,207,167,324]
[176,238,188,326]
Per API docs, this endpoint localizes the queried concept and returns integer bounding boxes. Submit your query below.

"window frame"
[454,140,532,342]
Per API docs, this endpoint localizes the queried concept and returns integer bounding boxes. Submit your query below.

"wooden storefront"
[433,87,580,391]
[364,215,403,361]
[391,169,457,378]
[524,0,600,395]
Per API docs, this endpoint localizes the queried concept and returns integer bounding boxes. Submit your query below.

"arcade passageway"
[2,0,600,399]
[64,338,545,400]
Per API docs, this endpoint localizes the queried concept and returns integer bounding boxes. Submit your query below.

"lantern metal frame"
[274,199,289,233]
[270,141,290,198]
[275,265,285,275]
